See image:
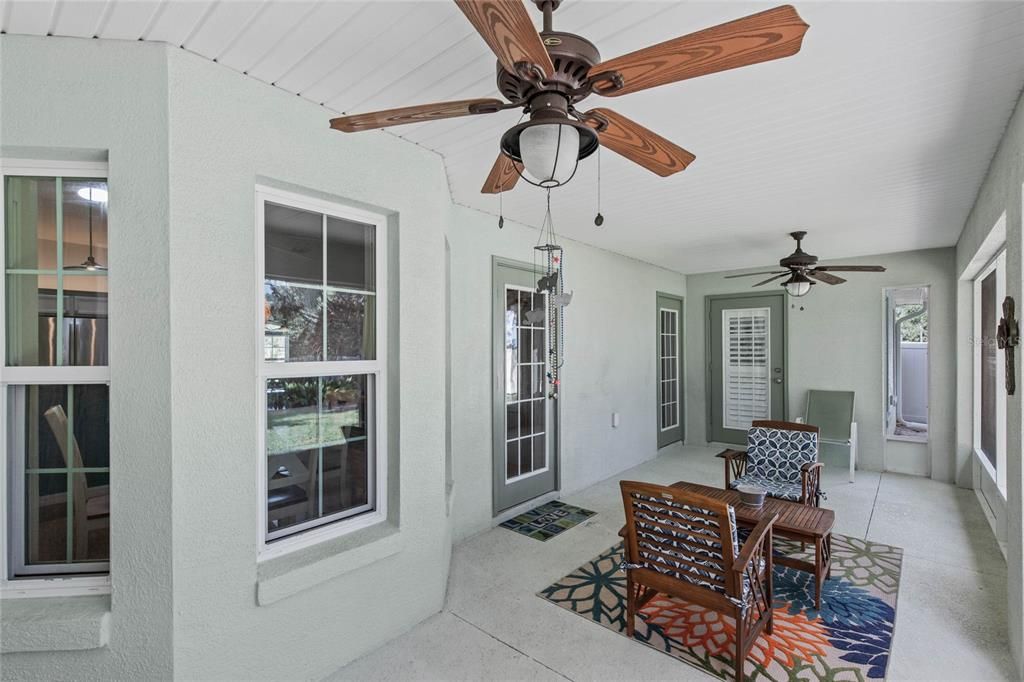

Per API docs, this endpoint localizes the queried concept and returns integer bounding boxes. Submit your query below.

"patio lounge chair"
[721,420,824,506]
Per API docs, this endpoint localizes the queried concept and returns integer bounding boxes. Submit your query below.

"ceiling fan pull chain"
[498,189,504,229]
[594,147,604,227]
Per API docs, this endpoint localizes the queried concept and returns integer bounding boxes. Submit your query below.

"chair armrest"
[800,462,824,506]
[732,513,777,574]
[720,449,747,489]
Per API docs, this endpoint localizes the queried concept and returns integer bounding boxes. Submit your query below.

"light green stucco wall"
[1,35,453,680]
[1,35,174,681]
[685,247,958,479]
[954,87,1024,679]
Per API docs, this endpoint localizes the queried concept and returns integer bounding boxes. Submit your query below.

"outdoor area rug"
[538,534,903,680]
[499,500,597,541]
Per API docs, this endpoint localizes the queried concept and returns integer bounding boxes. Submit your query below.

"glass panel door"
[504,286,548,482]
[492,261,557,513]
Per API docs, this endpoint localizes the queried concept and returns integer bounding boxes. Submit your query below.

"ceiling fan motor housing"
[496,32,601,105]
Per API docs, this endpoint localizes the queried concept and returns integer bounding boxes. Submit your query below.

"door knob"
[773,378,783,384]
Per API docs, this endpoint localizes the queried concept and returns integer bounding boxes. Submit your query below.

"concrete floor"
[327,445,1014,681]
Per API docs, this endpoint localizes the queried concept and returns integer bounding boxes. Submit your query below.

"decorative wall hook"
[997,296,1019,395]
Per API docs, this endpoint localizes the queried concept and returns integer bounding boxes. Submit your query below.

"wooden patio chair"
[722,420,824,506]
[619,481,776,682]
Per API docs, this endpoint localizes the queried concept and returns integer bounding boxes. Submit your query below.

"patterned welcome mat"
[499,500,597,541]
[539,534,903,680]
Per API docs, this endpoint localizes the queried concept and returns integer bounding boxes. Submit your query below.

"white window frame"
[0,159,112,597]
[255,185,388,560]
[972,249,1006,496]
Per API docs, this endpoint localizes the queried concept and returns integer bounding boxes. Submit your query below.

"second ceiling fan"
[726,231,887,297]
[329,0,809,192]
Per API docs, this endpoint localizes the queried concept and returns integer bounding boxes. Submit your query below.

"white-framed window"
[973,249,1006,495]
[1,159,111,594]
[256,185,387,555]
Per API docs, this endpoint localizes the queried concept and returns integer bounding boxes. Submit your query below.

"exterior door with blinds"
[492,259,557,513]
[657,294,684,448]
[708,293,786,444]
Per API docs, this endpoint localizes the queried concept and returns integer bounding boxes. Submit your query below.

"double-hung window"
[973,249,1006,495]
[257,186,387,549]
[1,161,111,584]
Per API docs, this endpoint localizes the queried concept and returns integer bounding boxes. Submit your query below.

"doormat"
[538,534,902,680]
[499,500,597,541]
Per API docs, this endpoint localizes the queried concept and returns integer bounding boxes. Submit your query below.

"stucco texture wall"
[954,87,1024,678]
[1,35,174,681]
[1,35,453,680]
[685,248,957,479]
[447,205,687,541]
[165,48,451,680]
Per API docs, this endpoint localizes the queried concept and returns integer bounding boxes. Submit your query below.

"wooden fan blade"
[724,271,788,279]
[481,153,522,194]
[330,98,505,132]
[807,270,846,285]
[585,108,695,177]
[590,5,809,97]
[753,273,790,287]
[814,265,886,272]
[455,0,554,77]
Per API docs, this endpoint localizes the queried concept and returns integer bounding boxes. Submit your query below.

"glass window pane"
[267,448,318,533]
[24,384,69,470]
[72,469,110,563]
[506,403,518,440]
[264,202,322,285]
[980,271,997,465]
[326,291,375,361]
[519,436,532,474]
[73,384,110,468]
[5,176,58,270]
[266,377,319,455]
[64,277,108,366]
[62,179,108,270]
[321,375,367,445]
[25,473,68,565]
[518,328,531,364]
[322,441,369,516]
[532,434,545,470]
[6,273,55,366]
[506,441,518,479]
[264,282,322,362]
[326,216,375,291]
[532,399,546,435]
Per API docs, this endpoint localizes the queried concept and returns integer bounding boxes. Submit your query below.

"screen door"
[708,294,786,444]
[492,260,557,513]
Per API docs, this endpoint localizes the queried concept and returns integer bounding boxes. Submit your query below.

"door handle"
[773,378,783,384]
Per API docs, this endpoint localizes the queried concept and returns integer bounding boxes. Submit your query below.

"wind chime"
[527,190,571,399]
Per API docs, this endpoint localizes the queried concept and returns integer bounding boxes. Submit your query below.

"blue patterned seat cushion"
[745,427,818,483]
[729,474,802,502]
[630,494,739,597]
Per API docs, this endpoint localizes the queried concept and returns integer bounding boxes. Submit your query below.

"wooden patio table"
[620,480,835,608]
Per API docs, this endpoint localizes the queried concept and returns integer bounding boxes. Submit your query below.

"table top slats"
[669,481,835,537]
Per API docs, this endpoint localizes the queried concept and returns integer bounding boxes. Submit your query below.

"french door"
[707,293,786,444]
[657,294,684,448]
[492,259,557,513]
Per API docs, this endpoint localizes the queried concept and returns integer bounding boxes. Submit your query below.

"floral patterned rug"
[538,535,903,680]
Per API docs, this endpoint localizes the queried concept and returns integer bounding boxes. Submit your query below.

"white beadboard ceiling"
[3,1,1023,273]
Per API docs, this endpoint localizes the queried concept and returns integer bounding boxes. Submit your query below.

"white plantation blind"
[722,307,771,430]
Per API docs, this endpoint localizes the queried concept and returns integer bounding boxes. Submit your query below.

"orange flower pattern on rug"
[640,596,831,670]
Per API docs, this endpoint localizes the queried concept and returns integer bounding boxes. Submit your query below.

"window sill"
[0,594,110,653]
[256,520,401,606]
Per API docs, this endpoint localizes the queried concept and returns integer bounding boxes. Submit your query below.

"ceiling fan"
[725,231,886,297]
[329,1,809,192]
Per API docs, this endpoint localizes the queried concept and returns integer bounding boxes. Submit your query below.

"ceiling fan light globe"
[519,123,580,187]
[784,280,812,297]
